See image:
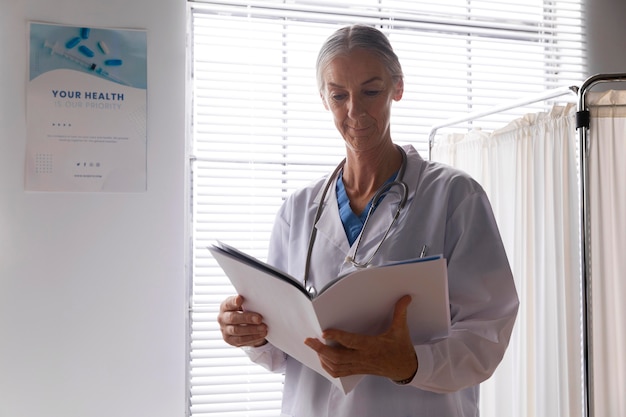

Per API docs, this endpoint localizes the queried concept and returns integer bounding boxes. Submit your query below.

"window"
[187,1,585,416]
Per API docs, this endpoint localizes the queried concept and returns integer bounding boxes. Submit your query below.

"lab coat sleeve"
[242,343,288,373]
[409,188,519,394]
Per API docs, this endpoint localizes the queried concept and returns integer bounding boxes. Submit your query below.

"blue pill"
[104,59,123,66]
[65,36,81,49]
[78,45,95,58]
[80,28,90,39]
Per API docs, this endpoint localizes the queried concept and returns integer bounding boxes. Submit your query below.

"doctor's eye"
[363,90,381,97]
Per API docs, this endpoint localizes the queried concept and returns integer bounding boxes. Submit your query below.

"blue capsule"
[104,59,123,66]
[80,27,90,39]
[78,45,95,58]
[65,36,81,49]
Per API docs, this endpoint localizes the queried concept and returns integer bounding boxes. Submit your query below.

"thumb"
[390,295,412,330]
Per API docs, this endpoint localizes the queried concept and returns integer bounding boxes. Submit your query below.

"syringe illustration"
[44,40,130,86]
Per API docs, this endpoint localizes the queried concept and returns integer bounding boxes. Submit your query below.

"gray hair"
[316,25,404,92]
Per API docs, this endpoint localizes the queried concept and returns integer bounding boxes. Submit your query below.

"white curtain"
[431,104,584,417]
[587,90,626,417]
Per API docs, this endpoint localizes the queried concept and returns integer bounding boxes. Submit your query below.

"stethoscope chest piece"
[306,285,318,298]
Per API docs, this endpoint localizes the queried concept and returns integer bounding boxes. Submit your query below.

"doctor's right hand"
[218,295,268,348]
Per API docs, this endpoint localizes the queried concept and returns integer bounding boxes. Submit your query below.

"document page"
[209,243,450,394]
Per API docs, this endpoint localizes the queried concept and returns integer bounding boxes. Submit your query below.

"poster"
[26,22,147,192]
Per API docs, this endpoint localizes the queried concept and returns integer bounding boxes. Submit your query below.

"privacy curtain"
[587,90,626,417]
[431,104,583,417]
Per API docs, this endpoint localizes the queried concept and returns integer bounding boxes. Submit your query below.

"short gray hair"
[316,25,404,92]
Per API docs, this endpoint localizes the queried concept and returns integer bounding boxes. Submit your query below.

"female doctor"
[218,24,519,417]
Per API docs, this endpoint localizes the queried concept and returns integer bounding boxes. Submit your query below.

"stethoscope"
[303,145,409,296]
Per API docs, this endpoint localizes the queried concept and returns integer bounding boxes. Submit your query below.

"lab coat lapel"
[313,179,350,252]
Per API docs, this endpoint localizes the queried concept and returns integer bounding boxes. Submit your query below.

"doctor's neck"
[342,143,403,198]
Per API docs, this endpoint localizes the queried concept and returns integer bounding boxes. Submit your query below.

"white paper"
[209,243,450,394]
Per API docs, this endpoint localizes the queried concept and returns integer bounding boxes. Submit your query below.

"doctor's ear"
[393,78,404,101]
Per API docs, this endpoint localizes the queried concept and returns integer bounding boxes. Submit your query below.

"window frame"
[186,1,586,416]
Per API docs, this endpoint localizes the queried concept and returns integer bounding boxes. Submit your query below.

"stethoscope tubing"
[303,145,409,296]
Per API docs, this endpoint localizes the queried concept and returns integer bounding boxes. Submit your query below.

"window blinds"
[188,1,585,416]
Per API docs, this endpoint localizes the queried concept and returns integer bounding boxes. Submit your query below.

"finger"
[224,331,268,348]
[222,320,268,347]
[305,337,354,362]
[317,355,348,378]
[304,337,325,352]
[218,295,264,325]
[305,338,353,377]
[221,294,244,312]
[220,309,264,326]
[224,322,267,338]
[321,329,363,350]
[390,295,412,330]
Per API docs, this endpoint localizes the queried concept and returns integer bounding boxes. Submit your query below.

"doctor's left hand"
[304,295,418,383]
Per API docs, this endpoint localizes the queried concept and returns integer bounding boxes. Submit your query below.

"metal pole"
[576,72,626,417]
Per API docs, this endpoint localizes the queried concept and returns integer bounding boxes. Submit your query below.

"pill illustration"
[97,40,110,55]
[80,27,90,39]
[104,59,123,66]
[78,45,95,58]
[65,36,81,49]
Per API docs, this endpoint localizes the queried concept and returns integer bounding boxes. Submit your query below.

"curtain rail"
[427,85,579,159]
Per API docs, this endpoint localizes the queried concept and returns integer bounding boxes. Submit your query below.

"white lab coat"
[243,144,519,417]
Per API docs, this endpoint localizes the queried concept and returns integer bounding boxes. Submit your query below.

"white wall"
[0,1,187,417]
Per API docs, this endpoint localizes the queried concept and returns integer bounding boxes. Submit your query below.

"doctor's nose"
[346,96,366,118]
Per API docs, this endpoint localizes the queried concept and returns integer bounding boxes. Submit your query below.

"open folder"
[208,241,451,394]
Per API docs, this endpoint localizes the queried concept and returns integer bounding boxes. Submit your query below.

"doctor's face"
[320,48,403,152]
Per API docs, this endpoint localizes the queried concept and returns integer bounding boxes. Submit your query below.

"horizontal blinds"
[188,1,585,416]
